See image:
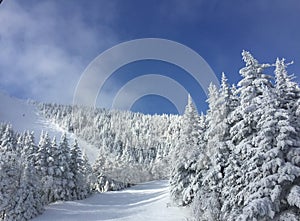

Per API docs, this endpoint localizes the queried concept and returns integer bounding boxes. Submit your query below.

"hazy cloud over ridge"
[0,0,117,103]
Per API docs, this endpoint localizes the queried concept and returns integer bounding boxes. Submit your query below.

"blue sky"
[0,0,300,114]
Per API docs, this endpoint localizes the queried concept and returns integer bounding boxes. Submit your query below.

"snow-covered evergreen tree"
[0,127,44,221]
[43,136,59,203]
[70,140,91,199]
[0,124,16,153]
[240,86,300,220]
[192,74,234,220]
[10,159,44,221]
[0,151,21,220]
[21,131,37,164]
[35,131,53,205]
[56,133,74,201]
[205,77,232,179]
[221,51,274,220]
[0,124,95,220]
[170,94,207,206]
[230,50,272,144]
[275,58,300,111]
[36,132,51,178]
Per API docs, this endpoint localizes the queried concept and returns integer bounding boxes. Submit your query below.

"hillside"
[0,92,98,163]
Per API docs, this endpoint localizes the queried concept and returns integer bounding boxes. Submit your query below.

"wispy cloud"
[0,0,118,103]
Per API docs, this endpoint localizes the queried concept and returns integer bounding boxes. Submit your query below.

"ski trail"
[0,92,98,163]
[32,180,190,221]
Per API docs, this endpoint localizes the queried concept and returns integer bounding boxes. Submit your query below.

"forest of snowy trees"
[170,51,300,220]
[38,103,182,183]
[0,125,94,220]
[1,51,300,221]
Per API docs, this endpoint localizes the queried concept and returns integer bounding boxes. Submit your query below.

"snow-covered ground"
[32,180,190,221]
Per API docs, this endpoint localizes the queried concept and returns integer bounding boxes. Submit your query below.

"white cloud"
[0,0,118,103]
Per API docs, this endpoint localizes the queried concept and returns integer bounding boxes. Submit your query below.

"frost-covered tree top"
[238,51,273,106]
[275,58,300,111]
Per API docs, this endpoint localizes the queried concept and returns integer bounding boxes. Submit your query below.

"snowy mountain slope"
[0,92,98,163]
[0,92,48,134]
[32,180,190,221]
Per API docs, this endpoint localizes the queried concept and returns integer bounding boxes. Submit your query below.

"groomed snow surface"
[32,180,190,221]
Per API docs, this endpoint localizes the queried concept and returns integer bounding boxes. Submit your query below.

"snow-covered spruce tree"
[43,137,60,203]
[170,94,207,206]
[0,127,44,221]
[35,132,75,203]
[0,151,22,220]
[70,140,91,200]
[190,83,221,220]
[35,131,54,205]
[274,58,300,219]
[238,87,280,220]
[21,131,38,165]
[0,124,16,154]
[275,58,300,111]
[56,133,74,201]
[275,60,300,207]
[0,124,5,138]
[192,74,234,221]
[16,131,44,219]
[180,117,208,206]
[237,85,300,220]
[229,50,272,144]
[10,158,44,221]
[36,131,51,178]
[221,51,273,220]
[228,84,240,115]
[82,152,95,191]
[205,74,233,181]
[200,82,241,221]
